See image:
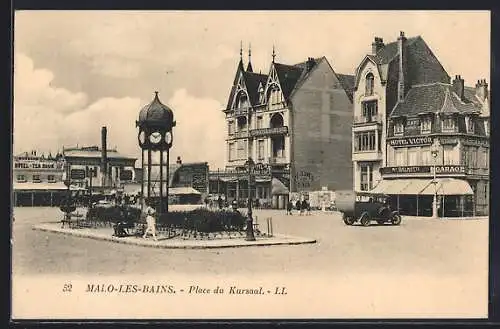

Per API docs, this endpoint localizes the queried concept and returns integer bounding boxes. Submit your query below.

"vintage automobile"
[335,190,402,227]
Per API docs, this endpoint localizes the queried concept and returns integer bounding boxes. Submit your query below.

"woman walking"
[142,199,158,241]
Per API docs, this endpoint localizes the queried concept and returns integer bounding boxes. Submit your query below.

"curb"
[32,225,317,249]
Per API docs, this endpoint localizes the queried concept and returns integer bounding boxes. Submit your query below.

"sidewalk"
[32,223,317,249]
[403,215,488,221]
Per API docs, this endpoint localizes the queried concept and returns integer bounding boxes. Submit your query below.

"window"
[394,122,404,136]
[228,121,234,135]
[258,87,265,103]
[228,143,236,161]
[395,149,405,166]
[471,147,478,168]
[362,101,378,122]
[465,116,475,134]
[256,116,263,129]
[421,117,432,134]
[483,148,489,168]
[237,95,249,109]
[408,149,418,166]
[16,175,26,182]
[354,131,376,151]
[360,164,373,191]
[47,175,55,182]
[443,145,457,165]
[93,167,98,177]
[257,140,265,160]
[365,73,374,96]
[32,174,41,182]
[237,140,246,159]
[484,120,489,136]
[421,146,431,165]
[442,117,456,132]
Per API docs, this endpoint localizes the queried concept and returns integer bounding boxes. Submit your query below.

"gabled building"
[353,31,489,217]
[210,46,354,208]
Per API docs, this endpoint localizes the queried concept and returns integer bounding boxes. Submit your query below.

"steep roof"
[391,83,483,117]
[273,62,305,99]
[243,71,267,106]
[336,74,356,102]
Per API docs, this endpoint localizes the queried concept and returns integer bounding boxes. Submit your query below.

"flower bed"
[157,208,246,233]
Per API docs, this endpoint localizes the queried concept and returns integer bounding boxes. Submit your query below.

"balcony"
[353,114,383,126]
[269,157,288,165]
[232,107,249,117]
[250,126,289,138]
[228,130,249,139]
[352,150,383,162]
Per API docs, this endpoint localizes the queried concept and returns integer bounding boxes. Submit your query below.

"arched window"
[236,93,249,109]
[267,85,282,109]
[270,113,284,128]
[365,73,374,96]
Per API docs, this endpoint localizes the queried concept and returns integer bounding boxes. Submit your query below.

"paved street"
[13,207,488,278]
[12,207,489,318]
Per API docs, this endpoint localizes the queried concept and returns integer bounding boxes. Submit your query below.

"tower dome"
[136,91,176,129]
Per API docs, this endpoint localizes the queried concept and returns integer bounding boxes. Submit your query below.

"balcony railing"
[250,126,289,137]
[269,157,288,165]
[232,107,249,117]
[353,114,383,125]
[228,130,249,139]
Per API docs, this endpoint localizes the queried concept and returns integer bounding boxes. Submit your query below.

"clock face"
[138,131,145,144]
[149,131,162,144]
[165,131,172,144]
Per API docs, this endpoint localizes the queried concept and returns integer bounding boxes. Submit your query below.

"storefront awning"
[271,178,289,195]
[369,180,392,194]
[383,180,413,194]
[398,179,433,195]
[14,182,68,191]
[419,178,473,196]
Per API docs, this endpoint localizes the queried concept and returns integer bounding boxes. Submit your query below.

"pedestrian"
[286,200,293,215]
[301,199,308,216]
[142,199,158,241]
[296,199,302,216]
[218,195,223,210]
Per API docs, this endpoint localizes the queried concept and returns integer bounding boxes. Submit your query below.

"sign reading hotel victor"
[388,136,433,147]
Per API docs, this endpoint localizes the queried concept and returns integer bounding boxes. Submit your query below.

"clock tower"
[136,91,176,214]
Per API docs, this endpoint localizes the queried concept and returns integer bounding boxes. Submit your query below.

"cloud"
[14,53,226,169]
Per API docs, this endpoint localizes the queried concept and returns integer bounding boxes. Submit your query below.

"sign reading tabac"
[388,136,434,147]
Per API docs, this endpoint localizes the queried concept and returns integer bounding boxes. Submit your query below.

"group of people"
[286,199,312,216]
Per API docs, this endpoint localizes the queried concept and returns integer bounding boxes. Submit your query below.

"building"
[13,150,67,206]
[209,46,354,208]
[63,127,137,192]
[352,31,489,216]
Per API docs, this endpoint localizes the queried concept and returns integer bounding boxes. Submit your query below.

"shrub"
[157,208,246,233]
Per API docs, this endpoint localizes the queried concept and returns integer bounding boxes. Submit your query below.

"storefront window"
[360,164,373,191]
[395,149,405,166]
[408,149,419,166]
[421,146,431,165]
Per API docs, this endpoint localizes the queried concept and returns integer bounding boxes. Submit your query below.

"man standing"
[142,199,158,241]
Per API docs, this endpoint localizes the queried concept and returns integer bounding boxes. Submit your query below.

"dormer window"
[442,116,456,133]
[465,116,475,134]
[365,73,374,96]
[421,117,432,134]
[394,122,404,136]
[236,94,249,109]
[258,86,265,103]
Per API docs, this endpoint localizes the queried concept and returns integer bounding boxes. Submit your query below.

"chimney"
[101,126,108,186]
[371,37,384,55]
[176,156,182,165]
[452,75,465,100]
[397,31,407,102]
[306,57,316,71]
[475,78,488,101]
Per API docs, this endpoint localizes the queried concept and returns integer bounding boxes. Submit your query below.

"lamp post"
[88,168,93,208]
[431,140,440,219]
[245,157,256,241]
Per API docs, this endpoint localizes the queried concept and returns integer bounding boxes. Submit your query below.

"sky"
[13,10,490,169]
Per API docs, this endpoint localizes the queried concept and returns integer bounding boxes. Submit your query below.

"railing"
[228,130,249,139]
[269,157,288,164]
[353,114,383,125]
[250,126,288,137]
[233,107,249,116]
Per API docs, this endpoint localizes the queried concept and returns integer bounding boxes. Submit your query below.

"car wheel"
[343,215,355,225]
[360,214,370,227]
[391,214,402,225]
